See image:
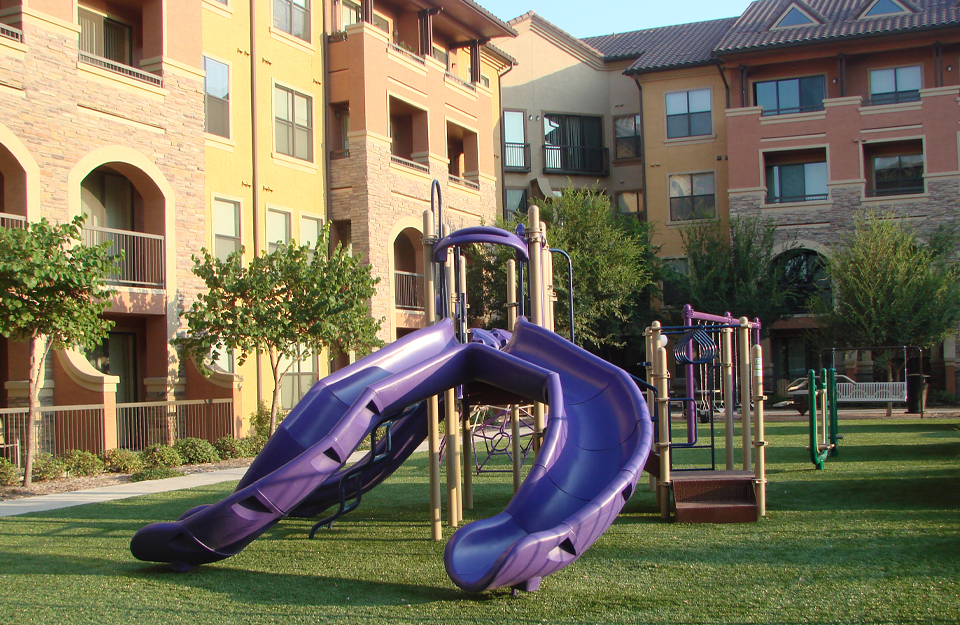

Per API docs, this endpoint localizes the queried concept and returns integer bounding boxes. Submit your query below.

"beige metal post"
[542,224,554,333]
[527,206,545,454]
[507,259,522,493]
[644,326,657,493]
[751,344,767,517]
[721,326,735,471]
[738,317,753,470]
[651,321,671,519]
[421,210,442,541]
[445,249,460,526]
[460,255,473,511]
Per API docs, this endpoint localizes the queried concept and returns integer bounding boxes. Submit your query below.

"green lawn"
[0,418,958,624]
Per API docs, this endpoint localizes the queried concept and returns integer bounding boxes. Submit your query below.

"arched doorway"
[770,248,830,384]
[393,227,425,339]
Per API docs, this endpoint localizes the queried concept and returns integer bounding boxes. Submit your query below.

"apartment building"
[324,0,515,343]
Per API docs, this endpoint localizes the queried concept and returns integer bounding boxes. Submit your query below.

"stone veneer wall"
[331,134,498,342]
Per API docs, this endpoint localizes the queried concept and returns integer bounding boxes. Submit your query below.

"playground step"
[671,471,757,524]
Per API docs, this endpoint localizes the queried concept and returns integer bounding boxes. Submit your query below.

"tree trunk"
[886,361,893,418]
[21,336,44,487]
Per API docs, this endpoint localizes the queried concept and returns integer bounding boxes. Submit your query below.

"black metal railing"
[79,52,163,87]
[765,193,829,204]
[760,104,825,116]
[864,91,921,106]
[394,271,424,310]
[448,174,480,191]
[865,184,924,197]
[543,145,609,176]
[389,42,425,65]
[503,142,530,172]
[83,226,165,288]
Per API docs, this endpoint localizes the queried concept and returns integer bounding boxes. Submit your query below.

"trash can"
[906,374,929,414]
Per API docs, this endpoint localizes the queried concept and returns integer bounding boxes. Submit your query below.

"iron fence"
[83,226,165,288]
[116,399,235,451]
[394,271,424,310]
[0,405,106,468]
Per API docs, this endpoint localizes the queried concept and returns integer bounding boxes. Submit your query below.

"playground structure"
[643,307,768,523]
[130,188,653,594]
[804,368,840,470]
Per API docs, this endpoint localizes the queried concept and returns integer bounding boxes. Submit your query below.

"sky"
[477,0,756,39]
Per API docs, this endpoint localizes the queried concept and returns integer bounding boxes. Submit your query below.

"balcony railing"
[448,174,480,191]
[0,23,23,43]
[330,149,350,160]
[445,71,476,92]
[391,154,429,174]
[864,91,921,107]
[765,193,829,204]
[0,405,107,465]
[388,42,425,66]
[83,226,165,288]
[79,52,163,88]
[865,184,924,198]
[0,212,26,229]
[395,271,424,310]
[760,104,825,116]
[503,143,531,172]
[543,145,609,176]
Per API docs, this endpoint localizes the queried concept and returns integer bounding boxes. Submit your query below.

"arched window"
[777,249,830,314]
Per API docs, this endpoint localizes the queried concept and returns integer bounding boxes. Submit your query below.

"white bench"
[787,374,907,414]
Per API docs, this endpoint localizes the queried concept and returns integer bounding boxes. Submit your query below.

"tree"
[174,224,383,434]
[0,216,118,486]
[678,215,796,327]
[810,209,960,355]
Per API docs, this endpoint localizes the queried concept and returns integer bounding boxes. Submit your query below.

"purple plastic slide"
[131,320,652,593]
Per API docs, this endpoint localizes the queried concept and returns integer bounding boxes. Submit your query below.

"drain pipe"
[632,75,647,218]
[249,0,263,406]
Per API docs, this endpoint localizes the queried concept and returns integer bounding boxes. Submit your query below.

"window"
[210,345,234,374]
[869,66,921,105]
[273,0,310,42]
[280,352,318,410]
[341,0,360,28]
[78,7,132,65]
[666,89,711,139]
[505,188,528,220]
[275,85,313,161]
[267,208,291,252]
[775,6,816,28]
[433,45,449,68]
[616,191,644,219]
[81,168,134,230]
[543,113,607,175]
[614,114,641,160]
[873,154,924,196]
[776,250,829,315]
[754,76,825,116]
[213,198,241,261]
[863,0,909,17]
[503,110,528,171]
[301,215,323,248]
[203,57,230,138]
[766,161,827,203]
[669,173,715,221]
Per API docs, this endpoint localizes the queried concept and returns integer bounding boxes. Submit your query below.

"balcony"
[0,212,26,229]
[865,184,924,198]
[79,52,163,88]
[83,226,165,288]
[444,71,475,92]
[394,271,424,310]
[503,143,531,173]
[863,91,920,107]
[0,23,23,43]
[543,145,610,177]
[390,154,429,174]
[765,193,829,204]
[448,174,480,191]
[388,42,425,66]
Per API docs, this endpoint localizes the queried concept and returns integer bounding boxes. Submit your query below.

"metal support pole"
[738,317,753,470]
[421,210,442,541]
[459,255,473,511]
[721,326,735,471]
[528,207,545,454]
[444,249,460,526]
[751,344,767,517]
[507,259,521,493]
[651,321,672,520]
[550,248,574,344]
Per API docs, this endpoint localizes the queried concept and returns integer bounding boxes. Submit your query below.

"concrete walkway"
[0,447,381,518]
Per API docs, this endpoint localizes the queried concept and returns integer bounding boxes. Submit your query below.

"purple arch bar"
[432,226,529,263]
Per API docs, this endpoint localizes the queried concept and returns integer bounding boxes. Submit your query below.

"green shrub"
[140,445,182,469]
[249,401,286,438]
[102,448,143,474]
[59,449,104,477]
[0,458,18,486]
[129,467,181,482]
[31,453,66,482]
[214,436,245,460]
[173,438,221,465]
[240,434,267,457]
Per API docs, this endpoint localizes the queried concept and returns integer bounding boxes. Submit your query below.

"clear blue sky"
[478,0,756,39]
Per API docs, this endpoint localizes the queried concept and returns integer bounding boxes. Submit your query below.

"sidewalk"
[0,447,379,518]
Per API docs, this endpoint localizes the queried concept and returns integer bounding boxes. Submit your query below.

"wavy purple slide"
[131,320,652,593]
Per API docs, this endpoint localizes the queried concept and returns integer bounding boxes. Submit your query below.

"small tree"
[811,210,960,379]
[0,216,118,486]
[679,215,796,327]
[174,224,383,434]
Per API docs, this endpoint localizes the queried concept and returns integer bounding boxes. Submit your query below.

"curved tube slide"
[131,320,652,594]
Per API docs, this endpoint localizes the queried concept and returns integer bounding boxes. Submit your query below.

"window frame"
[665,88,712,140]
[753,75,826,116]
[504,188,528,220]
[203,56,231,139]
[212,196,242,262]
[868,65,922,106]
[542,112,608,175]
[615,190,644,220]
[266,207,292,252]
[764,154,828,204]
[273,0,311,42]
[78,6,133,66]
[274,83,314,162]
[613,114,642,161]
[668,171,716,222]
[503,109,529,172]
[871,153,925,197]
[860,0,910,18]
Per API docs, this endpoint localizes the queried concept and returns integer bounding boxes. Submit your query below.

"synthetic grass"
[0,418,957,624]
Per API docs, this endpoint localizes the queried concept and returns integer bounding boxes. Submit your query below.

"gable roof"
[583,18,738,74]
[715,0,960,54]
